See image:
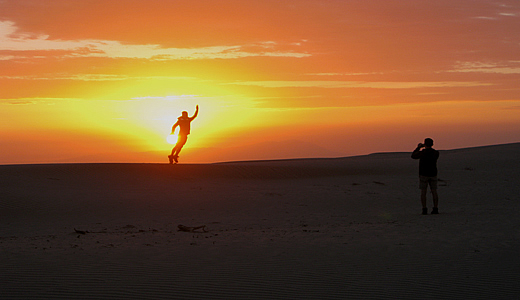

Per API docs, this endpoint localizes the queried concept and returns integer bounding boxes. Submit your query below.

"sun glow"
[166,134,178,145]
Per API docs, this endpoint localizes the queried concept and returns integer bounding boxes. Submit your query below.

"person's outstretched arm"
[190,105,199,120]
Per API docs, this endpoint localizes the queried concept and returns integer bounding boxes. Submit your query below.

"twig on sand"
[74,228,88,235]
[178,224,208,233]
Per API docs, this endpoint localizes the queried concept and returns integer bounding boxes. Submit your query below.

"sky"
[1,0,520,164]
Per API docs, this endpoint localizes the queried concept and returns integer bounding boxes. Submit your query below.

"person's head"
[424,138,434,147]
[181,111,188,117]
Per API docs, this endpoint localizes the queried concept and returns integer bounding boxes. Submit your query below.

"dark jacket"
[411,147,439,177]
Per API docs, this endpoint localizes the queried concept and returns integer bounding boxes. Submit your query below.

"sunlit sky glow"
[1,0,519,164]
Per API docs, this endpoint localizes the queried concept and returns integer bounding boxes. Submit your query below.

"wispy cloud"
[0,74,200,82]
[0,97,79,105]
[131,95,198,101]
[472,16,498,20]
[305,72,383,76]
[0,55,16,60]
[1,100,35,105]
[0,73,209,81]
[448,61,520,74]
[472,3,520,20]
[0,74,129,81]
[227,80,493,89]
[0,21,310,60]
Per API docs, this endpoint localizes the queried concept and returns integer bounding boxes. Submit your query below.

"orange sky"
[1,0,520,164]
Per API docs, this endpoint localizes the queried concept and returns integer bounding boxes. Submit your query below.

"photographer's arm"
[411,143,423,159]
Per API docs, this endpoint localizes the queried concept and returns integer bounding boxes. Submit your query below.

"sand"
[1,143,519,299]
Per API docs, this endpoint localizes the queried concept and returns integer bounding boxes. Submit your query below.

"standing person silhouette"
[168,105,198,164]
[411,138,440,215]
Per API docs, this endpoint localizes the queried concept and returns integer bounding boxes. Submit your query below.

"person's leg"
[421,188,428,208]
[431,189,439,214]
[432,189,438,207]
[419,176,428,214]
[172,144,177,156]
[173,146,181,157]
[173,135,188,157]
[430,177,439,214]
[170,146,181,163]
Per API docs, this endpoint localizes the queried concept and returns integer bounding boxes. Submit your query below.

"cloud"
[0,97,78,105]
[0,74,199,82]
[0,21,310,60]
[0,21,89,51]
[131,95,197,101]
[305,72,383,76]
[448,61,520,74]
[1,100,35,105]
[227,80,493,89]
[85,42,310,60]
[0,74,130,81]
[0,55,16,60]
[472,16,497,20]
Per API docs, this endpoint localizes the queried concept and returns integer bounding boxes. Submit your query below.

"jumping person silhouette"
[168,105,198,164]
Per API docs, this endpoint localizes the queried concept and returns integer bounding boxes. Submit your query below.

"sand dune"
[1,143,519,299]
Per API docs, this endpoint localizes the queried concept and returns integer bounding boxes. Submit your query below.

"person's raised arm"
[411,143,423,159]
[190,105,199,120]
